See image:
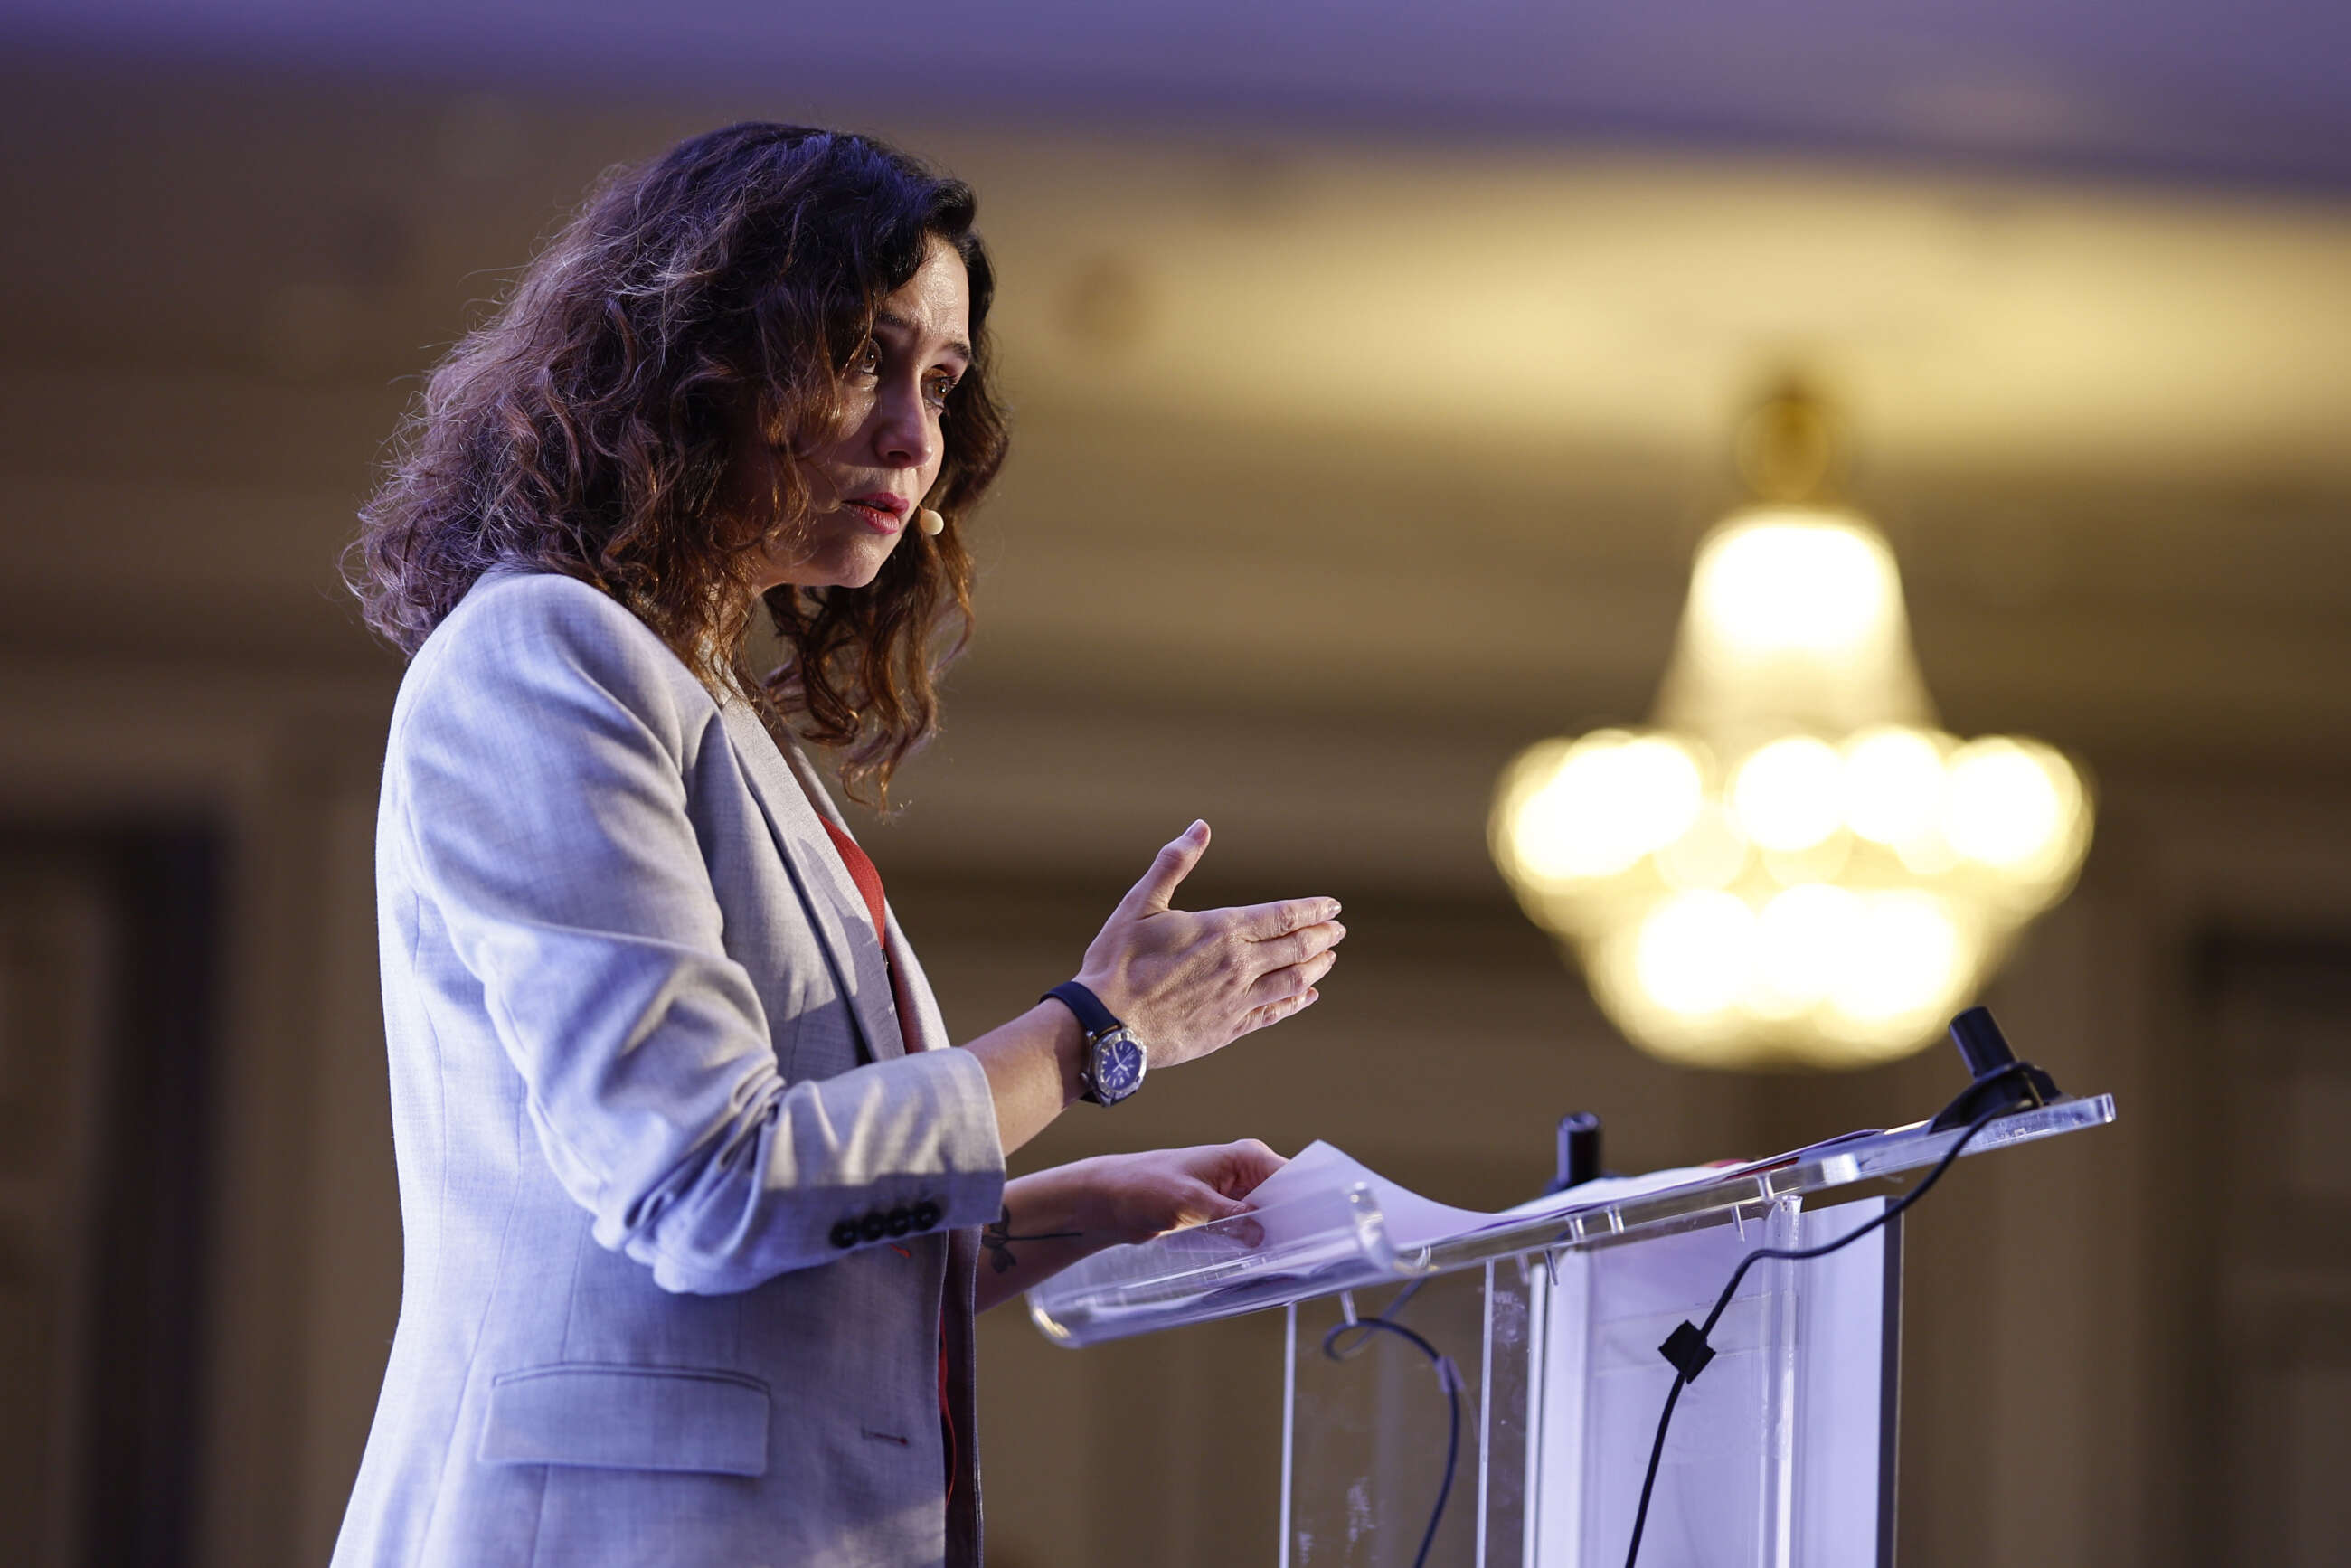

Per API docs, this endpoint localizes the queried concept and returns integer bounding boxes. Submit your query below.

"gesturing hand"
[1073,821,1344,1071]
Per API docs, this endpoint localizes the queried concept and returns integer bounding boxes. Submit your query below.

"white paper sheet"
[1242,1140,1742,1253]
[1244,1140,1496,1250]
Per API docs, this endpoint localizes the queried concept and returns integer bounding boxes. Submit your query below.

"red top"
[817,817,956,1502]
[819,818,892,964]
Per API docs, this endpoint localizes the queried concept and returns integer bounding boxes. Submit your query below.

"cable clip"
[1658,1320,1715,1384]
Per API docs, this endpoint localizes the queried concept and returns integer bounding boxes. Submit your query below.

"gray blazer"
[332,567,1007,1568]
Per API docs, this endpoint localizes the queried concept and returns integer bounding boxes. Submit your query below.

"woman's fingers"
[1232,895,1342,940]
[1114,820,1211,919]
[1211,1138,1287,1196]
[1245,949,1338,1007]
[1175,1179,1251,1227]
[1246,920,1345,972]
[1237,987,1320,1036]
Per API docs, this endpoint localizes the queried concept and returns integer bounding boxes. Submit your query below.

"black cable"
[1621,1104,2005,1568]
[1321,1284,1459,1568]
[1625,1374,1685,1565]
[1321,1276,1426,1355]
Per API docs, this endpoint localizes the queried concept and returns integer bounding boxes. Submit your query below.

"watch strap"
[1042,980,1121,1037]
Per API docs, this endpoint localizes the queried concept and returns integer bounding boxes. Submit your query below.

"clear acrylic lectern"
[1027,1095,2116,1567]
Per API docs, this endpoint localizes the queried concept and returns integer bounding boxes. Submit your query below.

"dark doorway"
[2195,932,2351,1566]
[0,827,222,1568]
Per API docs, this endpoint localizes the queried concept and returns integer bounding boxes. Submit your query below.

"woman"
[332,123,1345,1568]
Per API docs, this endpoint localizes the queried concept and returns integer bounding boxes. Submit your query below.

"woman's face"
[736,237,973,593]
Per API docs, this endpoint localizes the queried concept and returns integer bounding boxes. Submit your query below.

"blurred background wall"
[0,4,2346,1564]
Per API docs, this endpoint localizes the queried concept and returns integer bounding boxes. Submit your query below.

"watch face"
[1092,1029,1146,1101]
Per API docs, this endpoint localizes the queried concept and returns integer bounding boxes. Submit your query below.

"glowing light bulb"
[1635,892,1755,1016]
[1617,736,1707,849]
[1753,883,1865,1011]
[1944,739,2077,870]
[1688,514,1899,659]
[1732,737,1845,851]
[1829,893,1967,1024]
[1842,726,1947,845]
[1507,732,1703,881]
[1657,800,1750,890]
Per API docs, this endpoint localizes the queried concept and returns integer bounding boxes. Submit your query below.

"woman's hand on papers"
[1073,1138,1288,1246]
[975,1140,1287,1311]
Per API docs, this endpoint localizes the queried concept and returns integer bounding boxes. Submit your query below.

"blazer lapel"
[773,732,954,1057]
[714,701,908,1063]
[782,741,958,1056]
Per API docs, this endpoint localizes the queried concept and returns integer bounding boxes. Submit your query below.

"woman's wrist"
[962,1000,1091,1159]
[1004,1155,1158,1246]
[1009,1157,1114,1236]
[975,1166,1117,1310]
[1038,999,1089,1108]
[1001,1165,1078,1235]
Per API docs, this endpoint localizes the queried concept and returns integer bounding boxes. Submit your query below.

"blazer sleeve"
[387,575,1006,1294]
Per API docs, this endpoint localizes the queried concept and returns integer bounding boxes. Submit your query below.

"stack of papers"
[1034,1138,1844,1333]
[1245,1140,1739,1253]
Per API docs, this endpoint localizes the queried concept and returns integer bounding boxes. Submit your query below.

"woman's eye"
[854,341,881,375]
[923,375,958,413]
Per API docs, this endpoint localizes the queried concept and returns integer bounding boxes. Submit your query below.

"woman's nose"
[869,384,937,470]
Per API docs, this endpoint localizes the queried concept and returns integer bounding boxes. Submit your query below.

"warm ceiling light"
[1490,379,2092,1069]
[1687,516,1899,660]
[1731,736,1846,851]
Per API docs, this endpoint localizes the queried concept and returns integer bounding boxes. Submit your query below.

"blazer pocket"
[478,1363,770,1477]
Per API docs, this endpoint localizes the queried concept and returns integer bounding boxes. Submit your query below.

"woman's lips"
[844,499,904,534]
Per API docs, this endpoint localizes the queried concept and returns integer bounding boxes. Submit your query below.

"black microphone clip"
[1927,1006,2063,1132]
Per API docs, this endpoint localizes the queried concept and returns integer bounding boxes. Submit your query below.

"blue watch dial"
[1091,1028,1146,1101]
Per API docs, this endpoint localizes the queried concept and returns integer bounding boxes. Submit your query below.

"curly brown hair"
[345,122,1010,805]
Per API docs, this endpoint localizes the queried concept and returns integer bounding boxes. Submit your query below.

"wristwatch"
[1042,980,1147,1106]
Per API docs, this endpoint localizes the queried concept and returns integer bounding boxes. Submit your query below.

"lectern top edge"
[1027,1093,2116,1349]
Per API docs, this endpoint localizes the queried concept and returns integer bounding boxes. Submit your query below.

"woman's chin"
[829,547,894,590]
[759,534,897,592]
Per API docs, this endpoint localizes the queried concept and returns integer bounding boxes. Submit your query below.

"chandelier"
[1489,381,2091,1070]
